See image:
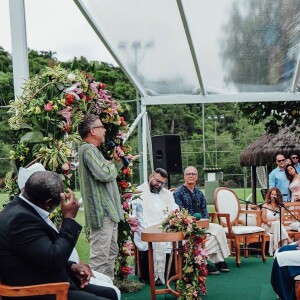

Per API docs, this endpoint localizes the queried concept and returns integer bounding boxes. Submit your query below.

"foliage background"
[0,45,270,190]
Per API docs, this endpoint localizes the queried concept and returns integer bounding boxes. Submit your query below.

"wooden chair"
[295,275,300,300]
[0,281,69,300]
[281,201,300,241]
[214,187,266,267]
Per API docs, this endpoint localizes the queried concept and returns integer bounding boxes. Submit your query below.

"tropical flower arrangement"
[5,65,138,284]
[161,208,208,300]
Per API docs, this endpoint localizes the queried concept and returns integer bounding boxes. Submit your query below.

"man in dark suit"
[0,171,117,300]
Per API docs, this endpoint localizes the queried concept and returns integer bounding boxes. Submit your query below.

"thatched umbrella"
[240,128,300,166]
[239,128,300,203]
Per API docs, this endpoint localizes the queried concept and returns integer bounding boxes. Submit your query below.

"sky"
[0,0,116,64]
[0,0,230,93]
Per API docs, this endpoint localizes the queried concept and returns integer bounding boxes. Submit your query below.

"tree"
[220,0,300,133]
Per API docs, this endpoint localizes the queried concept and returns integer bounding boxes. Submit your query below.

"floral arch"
[6,65,136,283]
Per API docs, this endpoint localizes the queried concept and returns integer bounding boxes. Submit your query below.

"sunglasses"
[277,159,286,162]
[291,156,299,159]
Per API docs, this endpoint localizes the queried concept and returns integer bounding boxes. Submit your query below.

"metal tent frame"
[9,0,300,182]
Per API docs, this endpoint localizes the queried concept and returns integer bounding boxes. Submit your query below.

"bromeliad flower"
[64,83,83,100]
[58,107,73,124]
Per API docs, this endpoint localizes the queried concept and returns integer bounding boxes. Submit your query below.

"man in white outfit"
[173,166,230,275]
[131,168,178,286]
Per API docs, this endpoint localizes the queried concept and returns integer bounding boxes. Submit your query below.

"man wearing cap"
[131,168,178,286]
[173,166,230,275]
[17,163,121,300]
[0,170,117,300]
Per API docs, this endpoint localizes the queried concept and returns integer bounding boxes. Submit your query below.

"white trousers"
[205,223,230,263]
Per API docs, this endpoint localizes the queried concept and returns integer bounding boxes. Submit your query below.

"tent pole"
[251,165,257,205]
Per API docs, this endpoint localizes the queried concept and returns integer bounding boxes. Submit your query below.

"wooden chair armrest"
[240,209,262,226]
[240,209,261,216]
[215,213,233,237]
[238,219,245,225]
[209,212,217,223]
[0,282,69,299]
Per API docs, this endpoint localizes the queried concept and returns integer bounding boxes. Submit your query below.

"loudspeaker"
[151,135,182,174]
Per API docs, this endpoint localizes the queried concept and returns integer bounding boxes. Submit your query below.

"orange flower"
[65,94,74,106]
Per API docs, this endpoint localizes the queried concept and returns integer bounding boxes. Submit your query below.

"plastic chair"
[214,187,266,267]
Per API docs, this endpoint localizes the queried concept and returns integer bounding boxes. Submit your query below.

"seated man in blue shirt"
[269,154,290,202]
[173,166,230,275]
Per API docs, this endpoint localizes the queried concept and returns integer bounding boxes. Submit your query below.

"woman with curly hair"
[261,187,291,255]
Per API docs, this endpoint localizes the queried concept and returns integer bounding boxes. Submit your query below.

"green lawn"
[0,188,264,263]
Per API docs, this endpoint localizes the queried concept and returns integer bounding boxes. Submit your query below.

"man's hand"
[60,189,79,219]
[112,146,124,163]
[70,263,91,288]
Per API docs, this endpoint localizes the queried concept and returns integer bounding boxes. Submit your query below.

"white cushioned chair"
[214,187,266,267]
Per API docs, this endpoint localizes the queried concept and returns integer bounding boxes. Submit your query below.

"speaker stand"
[168,174,171,190]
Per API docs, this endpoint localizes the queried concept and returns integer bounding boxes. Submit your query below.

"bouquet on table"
[161,208,208,300]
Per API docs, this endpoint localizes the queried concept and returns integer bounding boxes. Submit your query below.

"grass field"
[0,188,264,263]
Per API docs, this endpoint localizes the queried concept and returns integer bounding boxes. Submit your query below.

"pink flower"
[64,83,83,100]
[58,107,73,124]
[44,103,53,111]
[61,162,70,174]
[128,217,139,232]
[90,81,99,94]
[123,202,129,210]
[123,242,132,256]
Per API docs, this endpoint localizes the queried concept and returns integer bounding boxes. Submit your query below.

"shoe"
[155,278,164,286]
[206,263,220,275]
[215,261,230,272]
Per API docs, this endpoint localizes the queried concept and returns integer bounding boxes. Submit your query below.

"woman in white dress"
[261,187,292,255]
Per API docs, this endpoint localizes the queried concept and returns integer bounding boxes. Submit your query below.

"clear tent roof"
[75,0,300,105]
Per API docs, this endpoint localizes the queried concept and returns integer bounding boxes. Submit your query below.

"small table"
[141,224,185,300]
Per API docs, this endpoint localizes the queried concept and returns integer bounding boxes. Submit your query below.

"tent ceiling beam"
[292,53,300,93]
[141,92,300,105]
[74,0,146,97]
[176,0,206,95]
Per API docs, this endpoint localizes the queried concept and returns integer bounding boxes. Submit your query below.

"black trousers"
[69,283,118,300]
[139,250,175,283]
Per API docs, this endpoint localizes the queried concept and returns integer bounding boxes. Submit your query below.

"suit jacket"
[0,196,82,287]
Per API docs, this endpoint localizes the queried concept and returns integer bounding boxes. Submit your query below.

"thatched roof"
[240,128,300,166]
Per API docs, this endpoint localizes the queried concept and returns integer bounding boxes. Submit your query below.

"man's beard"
[149,182,162,194]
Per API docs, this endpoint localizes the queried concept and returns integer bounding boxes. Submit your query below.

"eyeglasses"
[277,159,286,163]
[185,173,198,176]
[93,125,105,129]
[291,156,299,159]
[154,177,166,186]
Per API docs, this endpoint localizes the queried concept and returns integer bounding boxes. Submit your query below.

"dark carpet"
[121,257,278,300]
